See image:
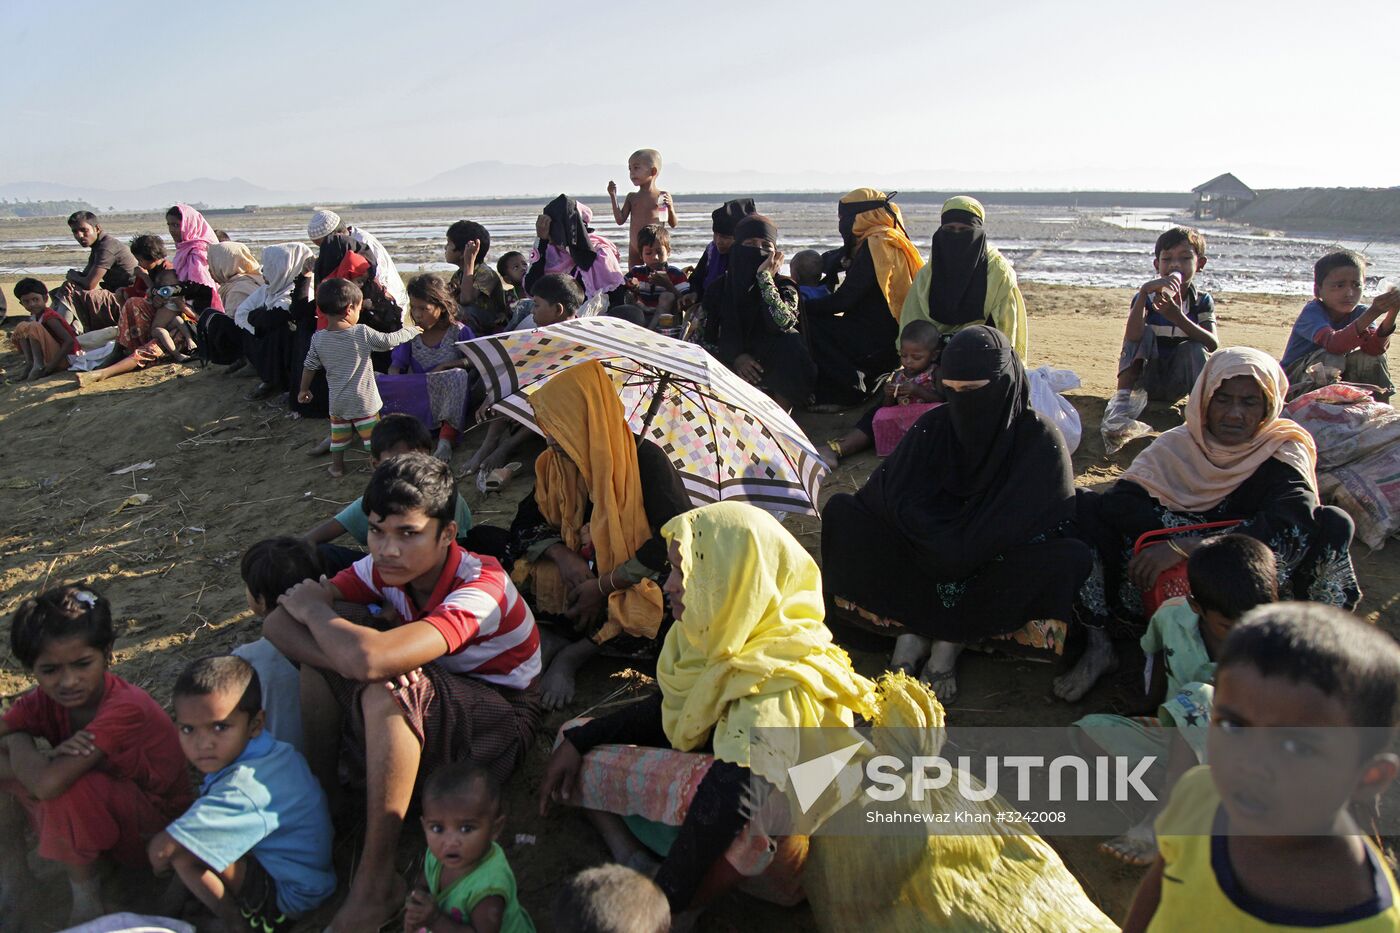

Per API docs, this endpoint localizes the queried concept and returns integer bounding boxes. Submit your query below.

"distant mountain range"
[0,162,1193,213]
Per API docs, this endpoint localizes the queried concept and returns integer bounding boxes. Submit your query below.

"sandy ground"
[1,280,1398,931]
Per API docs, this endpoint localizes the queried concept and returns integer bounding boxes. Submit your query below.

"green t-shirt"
[335,494,473,546]
[425,843,534,933]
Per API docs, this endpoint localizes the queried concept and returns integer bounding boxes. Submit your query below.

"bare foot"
[75,370,103,387]
[307,436,332,457]
[819,447,840,470]
[328,462,346,478]
[1098,820,1157,866]
[1052,627,1118,702]
[326,873,407,933]
[919,640,963,704]
[539,639,597,711]
[479,446,511,473]
[434,438,453,462]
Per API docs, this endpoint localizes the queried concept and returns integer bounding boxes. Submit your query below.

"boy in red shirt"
[265,452,541,933]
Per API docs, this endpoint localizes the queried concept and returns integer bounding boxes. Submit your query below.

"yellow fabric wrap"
[805,672,1117,932]
[940,194,986,221]
[527,360,664,642]
[840,188,925,320]
[656,503,875,806]
[900,247,1029,361]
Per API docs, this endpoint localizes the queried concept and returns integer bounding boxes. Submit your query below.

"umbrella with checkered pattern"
[459,317,828,515]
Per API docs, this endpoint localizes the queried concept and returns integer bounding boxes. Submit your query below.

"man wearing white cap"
[307,209,408,309]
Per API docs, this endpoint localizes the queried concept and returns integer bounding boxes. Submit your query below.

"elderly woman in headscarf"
[806,189,925,407]
[164,204,223,311]
[701,214,816,411]
[506,362,692,711]
[208,242,264,317]
[524,195,626,314]
[539,501,876,921]
[1063,347,1361,701]
[236,243,317,404]
[901,196,1028,360]
[822,326,1091,703]
[685,198,756,305]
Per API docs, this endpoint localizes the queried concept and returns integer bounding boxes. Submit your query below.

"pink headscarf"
[172,203,223,310]
[531,202,625,300]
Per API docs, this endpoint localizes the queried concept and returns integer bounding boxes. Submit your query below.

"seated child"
[237,536,329,750]
[821,319,944,467]
[1124,602,1400,932]
[299,278,417,478]
[496,251,528,307]
[122,234,174,302]
[790,249,831,303]
[624,224,689,321]
[1282,250,1399,397]
[9,278,79,381]
[1077,534,1277,867]
[462,276,584,478]
[552,864,669,933]
[0,586,192,925]
[403,761,534,933]
[263,453,541,932]
[385,274,477,461]
[460,266,512,336]
[149,657,334,931]
[303,414,475,574]
[607,148,677,268]
[1103,227,1218,449]
[145,268,203,362]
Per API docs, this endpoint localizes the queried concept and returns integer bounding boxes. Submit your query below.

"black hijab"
[542,195,596,271]
[712,198,757,236]
[723,213,778,312]
[837,192,899,257]
[313,233,373,288]
[854,326,1074,576]
[927,208,989,326]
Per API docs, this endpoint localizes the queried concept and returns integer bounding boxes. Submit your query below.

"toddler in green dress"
[404,762,534,933]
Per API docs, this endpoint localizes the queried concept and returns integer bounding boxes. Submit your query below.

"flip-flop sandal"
[482,461,522,492]
[921,667,958,703]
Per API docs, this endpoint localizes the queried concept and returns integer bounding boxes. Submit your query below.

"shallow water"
[3,201,1397,297]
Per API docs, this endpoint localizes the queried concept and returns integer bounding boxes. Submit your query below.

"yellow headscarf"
[528,361,664,641]
[1121,347,1318,513]
[657,502,875,797]
[839,188,925,320]
[208,242,262,283]
[899,196,1029,360]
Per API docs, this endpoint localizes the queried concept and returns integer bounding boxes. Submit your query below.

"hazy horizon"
[7,0,1398,205]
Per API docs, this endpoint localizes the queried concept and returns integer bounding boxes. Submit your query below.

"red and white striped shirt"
[330,544,541,689]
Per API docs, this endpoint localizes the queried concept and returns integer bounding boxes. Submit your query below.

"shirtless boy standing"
[607,148,678,268]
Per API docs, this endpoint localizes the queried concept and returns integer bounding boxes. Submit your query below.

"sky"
[4,0,1398,196]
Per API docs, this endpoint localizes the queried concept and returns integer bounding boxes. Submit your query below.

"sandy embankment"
[1,280,1397,930]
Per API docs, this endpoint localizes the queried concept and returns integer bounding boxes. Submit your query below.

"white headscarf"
[234,243,314,333]
[348,226,408,309]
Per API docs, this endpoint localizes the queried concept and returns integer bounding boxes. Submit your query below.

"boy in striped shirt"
[266,453,541,933]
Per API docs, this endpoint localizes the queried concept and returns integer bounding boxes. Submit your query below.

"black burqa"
[927,209,990,327]
[541,194,596,271]
[703,214,815,406]
[821,326,1089,640]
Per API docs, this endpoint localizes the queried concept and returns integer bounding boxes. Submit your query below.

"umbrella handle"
[642,374,670,433]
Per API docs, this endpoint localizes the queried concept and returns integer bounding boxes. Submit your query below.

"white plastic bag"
[68,340,118,371]
[1028,365,1083,453]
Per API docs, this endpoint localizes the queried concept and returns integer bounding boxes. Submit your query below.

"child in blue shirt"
[789,249,831,303]
[1282,250,1398,397]
[148,656,335,932]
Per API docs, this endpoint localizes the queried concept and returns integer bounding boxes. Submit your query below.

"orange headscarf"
[839,188,925,320]
[528,361,665,641]
[1121,347,1318,513]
